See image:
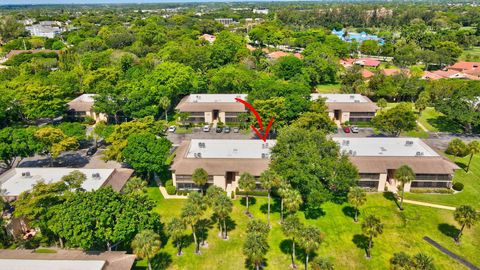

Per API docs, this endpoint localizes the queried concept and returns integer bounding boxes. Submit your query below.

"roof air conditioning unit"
[198,142,205,148]
[262,143,268,149]
[92,173,100,179]
[350,95,355,99]
[415,152,424,156]
[22,172,31,177]
[405,140,414,146]
[354,100,360,103]
[380,147,387,152]
[196,153,202,158]
[261,153,269,159]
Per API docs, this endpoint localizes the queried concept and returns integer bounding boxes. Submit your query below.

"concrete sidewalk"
[158,185,188,199]
[402,199,456,211]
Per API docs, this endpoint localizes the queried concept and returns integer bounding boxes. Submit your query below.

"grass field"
[315,84,341,93]
[417,107,463,133]
[460,46,480,61]
[135,176,480,270]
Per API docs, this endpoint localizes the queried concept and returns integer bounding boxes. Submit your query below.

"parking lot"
[166,127,257,146]
[331,127,377,138]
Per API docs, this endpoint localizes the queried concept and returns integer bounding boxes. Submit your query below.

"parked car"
[343,126,351,133]
[167,126,176,133]
[233,127,240,133]
[86,146,97,156]
[203,125,210,132]
[216,127,223,133]
[223,126,231,133]
[351,126,359,133]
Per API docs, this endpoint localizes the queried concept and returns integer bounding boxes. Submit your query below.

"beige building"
[171,139,274,194]
[333,137,459,192]
[175,94,248,124]
[67,94,108,123]
[311,94,378,123]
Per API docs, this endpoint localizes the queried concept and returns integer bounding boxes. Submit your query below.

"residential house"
[200,34,216,44]
[67,94,108,123]
[310,94,378,123]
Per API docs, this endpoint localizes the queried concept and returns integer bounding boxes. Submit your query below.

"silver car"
[203,125,211,132]
[351,126,359,133]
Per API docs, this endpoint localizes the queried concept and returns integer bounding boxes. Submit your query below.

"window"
[358,180,378,188]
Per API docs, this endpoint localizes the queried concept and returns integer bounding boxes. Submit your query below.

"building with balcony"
[67,94,108,123]
[310,94,378,123]
[175,94,248,124]
[333,137,459,191]
[170,139,275,194]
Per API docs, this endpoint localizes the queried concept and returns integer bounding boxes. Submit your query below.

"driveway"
[167,127,256,146]
[424,132,480,151]
[331,127,376,138]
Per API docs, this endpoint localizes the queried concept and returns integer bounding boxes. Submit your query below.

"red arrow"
[235,98,274,142]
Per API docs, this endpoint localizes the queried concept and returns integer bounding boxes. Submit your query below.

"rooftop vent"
[262,143,269,149]
[194,153,202,158]
[350,95,355,99]
[342,140,350,146]
[352,151,357,156]
[380,147,387,152]
[21,172,31,178]
[198,142,206,148]
[405,140,414,146]
[261,153,269,159]
[354,100,360,103]
[92,173,100,179]
[415,151,424,156]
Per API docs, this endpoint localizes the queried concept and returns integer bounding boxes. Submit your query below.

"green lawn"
[135,185,480,270]
[460,46,480,61]
[405,154,480,209]
[315,84,341,93]
[417,107,463,133]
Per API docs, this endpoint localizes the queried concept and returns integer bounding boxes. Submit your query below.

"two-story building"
[311,94,379,123]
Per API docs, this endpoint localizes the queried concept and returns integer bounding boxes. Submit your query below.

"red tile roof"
[361,69,375,79]
[354,58,381,67]
[447,61,480,71]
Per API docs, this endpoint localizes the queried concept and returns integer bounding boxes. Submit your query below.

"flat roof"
[186,139,275,159]
[187,94,247,103]
[310,94,369,103]
[0,259,105,270]
[333,137,438,157]
[0,168,115,197]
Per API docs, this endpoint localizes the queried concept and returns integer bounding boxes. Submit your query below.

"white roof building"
[186,139,275,159]
[310,93,370,103]
[0,259,105,270]
[332,137,438,157]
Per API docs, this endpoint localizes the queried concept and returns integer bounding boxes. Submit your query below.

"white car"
[351,126,359,133]
[167,126,176,133]
[203,125,211,132]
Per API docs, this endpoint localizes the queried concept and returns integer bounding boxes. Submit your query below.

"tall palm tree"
[348,187,367,222]
[282,215,304,269]
[243,233,269,270]
[166,217,186,256]
[361,215,383,258]
[284,189,302,217]
[413,253,435,270]
[278,181,292,223]
[311,257,334,270]
[213,194,233,239]
[466,141,480,172]
[453,205,478,243]
[238,172,256,214]
[299,225,323,270]
[181,192,206,254]
[159,96,170,121]
[259,169,281,226]
[131,230,161,270]
[192,168,209,195]
[394,165,415,210]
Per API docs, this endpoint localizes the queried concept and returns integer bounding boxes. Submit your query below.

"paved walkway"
[402,199,456,210]
[416,120,429,132]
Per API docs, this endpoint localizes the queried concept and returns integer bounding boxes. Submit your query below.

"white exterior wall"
[172,173,177,186]
[204,112,213,123]
[403,181,412,192]
[219,111,226,123]
[213,175,226,189]
[378,173,387,192]
[86,110,108,123]
[328,112,335,121]
[341,112,350,123]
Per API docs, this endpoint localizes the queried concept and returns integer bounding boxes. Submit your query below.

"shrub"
[165,185,176,195]
[83,116,96,125]
[165,180,173,187]
[410,188,454,194]
[235,190,269,197]
[231,191,235,199]
[452,182,464,191]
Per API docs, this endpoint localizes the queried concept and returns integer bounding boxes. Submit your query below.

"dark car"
[343,126,351,133]
[87,146,97,156]
[216,127,223,133]
[223,126,231,133]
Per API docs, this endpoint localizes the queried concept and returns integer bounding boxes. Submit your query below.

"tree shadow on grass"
[151,251,173,270]
[427,116,462,133]
[438,223,460,239]
[303,206,326,220]
[225,215,237,233]
[352,234,369,256]
[197,218,214,246]
[244,258,268,270]
[454,162,468,172]
[259,198,281,214]
[240,196,257,207]
[383,192,401,209]
[342,206,356,220]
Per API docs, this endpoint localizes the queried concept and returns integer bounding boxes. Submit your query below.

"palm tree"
[243,233,269,270]
[282,215,304,269]
[413,253,435,270]
[348,187,367,222]
[131,230,161,270]
[238,172,256,214]
[159,96,170,121]
[278,181,292,223]
[466,141,480,172]
[394,165,415,210]
[213,194,233,239]
[122,176,147,194]
[192,168,209,195]
[259,169,281,226]
[299,225,323,270]
[453,205,478,243]
[390,252,412,269]
[284,189,302,217]
[361,215,383,258]
[166,217,186,256]
[311,257,334,270]
[181,192,206,254]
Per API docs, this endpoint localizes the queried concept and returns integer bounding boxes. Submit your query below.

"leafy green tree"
[394,165,415,211]
[239,172,256,214]
[259,169,281,226]
[61,170,86,191]
[360,40,379,55]
[362,215,383,258]
[466,141,480,172]
[166,217,186,256]
[282,215,304,268]
[122,133,172,179]
[181,192,206,254]
[453,205,478,243]
[292,99,337,133]
[19,84,66,120]
[299,226,323,270]
[390,252,413,270]
[434,41,462,67]
[131,230,161,270]
[207,64,256,94]
[272,56,304,80]
[122,176,148,194]
[446,139,468,162]
[212,194,233,239]
[415,91,430,113]
[311,257,334,270]
[210,31,247,67]
[372,103,417,136]
[35,127,79,167]
[0,16,25,42]
[348,187,367,222]
[0,127,40,169]
[192,168,209,195]
[243,219,270,270]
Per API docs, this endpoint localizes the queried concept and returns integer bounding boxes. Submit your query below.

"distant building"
[447,61,480,72]
[310,94,378,123]
[332,29,385,45]
[333,137,459,191]
[253,8,269,14]
[26,21,64,38]
[215,18,235,26]
[422,61,480,81]
[361,69,375,79]
[200,33,216,44]
[354,58,381,68]
[171,139,275,194]
[67,94,108,123]
[0,168,133,201]
[0,249,136,270]
[266,51,303,60]
[175,94,248,124]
